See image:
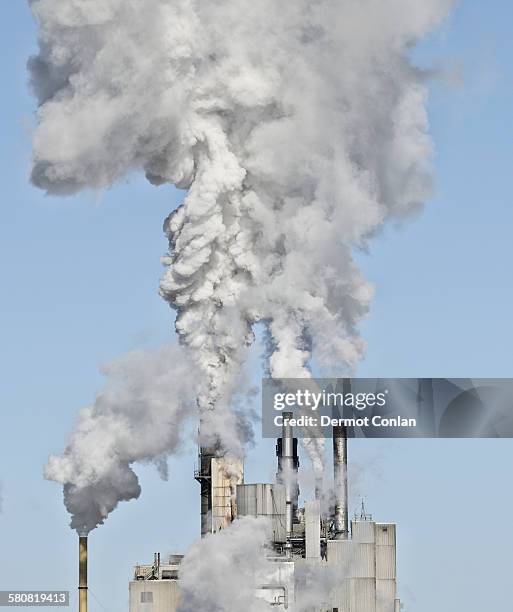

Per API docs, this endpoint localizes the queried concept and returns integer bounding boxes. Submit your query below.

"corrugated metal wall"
[351,578,376,612]
[376,579,396,612]
[305,500,321,559]
[236,483,287,542]
[327,521,398,612]
[327,540,375,579]
[375,524,396,546]
[375,546,395,580]
[352,521,375,544]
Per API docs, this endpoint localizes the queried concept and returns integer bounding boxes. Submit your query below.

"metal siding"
[375,523,396,546]
[236,483,287,542]
[237,484,259,516]
[376,580,396,612]
[350,578,376,612]
[327,540,375,578]
[330,576,351,612]
[305,500,321,559]
[269,485,287,543]
[376,546,396,580]
[352,543,376,578]
[327,540,353,575]
[352,520,375,543]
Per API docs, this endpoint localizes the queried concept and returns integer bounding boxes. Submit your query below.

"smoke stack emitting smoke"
[30,0,452,533]
[44,344,201,533]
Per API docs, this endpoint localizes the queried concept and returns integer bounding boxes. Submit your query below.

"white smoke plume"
[29,0,452,527]
[44,344,199,533]
[177,517,271,612]
[294,562,341,612]
[177,516,344,612]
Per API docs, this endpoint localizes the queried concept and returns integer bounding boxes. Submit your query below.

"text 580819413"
[0,592,68,607]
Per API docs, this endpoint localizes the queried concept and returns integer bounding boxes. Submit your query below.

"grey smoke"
[177,516,345,611]
[30,0,452,529]
[44,344,199,533]
[177,517,271,612]
[294,562,340,612]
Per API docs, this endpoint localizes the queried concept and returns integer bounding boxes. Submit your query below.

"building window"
[141,592,153,603]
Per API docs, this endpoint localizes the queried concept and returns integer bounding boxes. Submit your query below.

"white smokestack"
[29,0,453,528]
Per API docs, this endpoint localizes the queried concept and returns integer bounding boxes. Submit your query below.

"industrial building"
[128,413,402,612]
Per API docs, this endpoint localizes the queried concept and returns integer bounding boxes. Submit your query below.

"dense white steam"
[44,345,198,533]
[30,0,452,529]
[177,517,271,612]
[177,516,342,611]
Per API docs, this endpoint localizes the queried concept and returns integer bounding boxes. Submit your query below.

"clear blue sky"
[1,2,512,611]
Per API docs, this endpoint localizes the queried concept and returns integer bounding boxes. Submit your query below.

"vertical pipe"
[277,411,298,550]
[78,535,87,612]
[333,425,348,539]
[333,378,350,539]
[282,412,294,544]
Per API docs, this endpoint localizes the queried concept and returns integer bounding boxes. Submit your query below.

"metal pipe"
[258,585,289,609]
[78,535,87,612]
[333,425,348,539]
[276,411,298,549]
[333,378,350,539]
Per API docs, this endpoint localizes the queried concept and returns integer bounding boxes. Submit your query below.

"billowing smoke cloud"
[44,344,199,533]
[177,516,342,611]
[177,517,271,612]
[29,0,452,527]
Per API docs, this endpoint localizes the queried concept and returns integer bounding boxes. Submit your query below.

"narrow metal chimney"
[78,535,88,612]
[276,411,299,549]
[195,445,216,537]
[333,426,348,539]
[333,378,350,539]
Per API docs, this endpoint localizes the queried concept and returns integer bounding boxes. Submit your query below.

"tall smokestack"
[78,535,87,612]
[333,379,350,540]
[276,411,299,550]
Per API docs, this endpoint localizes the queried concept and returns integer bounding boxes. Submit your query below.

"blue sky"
[1,2,512,611]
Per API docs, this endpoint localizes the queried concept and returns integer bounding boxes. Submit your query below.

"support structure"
[194,446,216,537]
[195,445,243,536]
